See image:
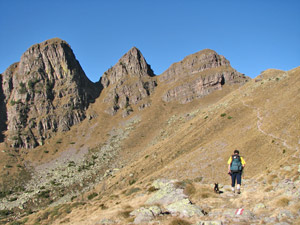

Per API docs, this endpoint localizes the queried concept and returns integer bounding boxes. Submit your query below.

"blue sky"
[0,0,299,82]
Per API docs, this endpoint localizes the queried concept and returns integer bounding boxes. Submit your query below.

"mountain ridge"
[1,38,299,224]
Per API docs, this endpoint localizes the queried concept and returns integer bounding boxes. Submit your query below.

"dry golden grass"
[267,174,278,185]
[274,196,291,207]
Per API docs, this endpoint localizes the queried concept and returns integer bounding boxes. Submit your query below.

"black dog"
[214,183,223,194]
[214,183,220,193]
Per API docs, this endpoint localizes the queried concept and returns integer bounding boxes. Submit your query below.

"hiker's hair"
[234,149,239,154]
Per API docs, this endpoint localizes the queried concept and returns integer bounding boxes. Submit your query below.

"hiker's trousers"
[231,172,242,187]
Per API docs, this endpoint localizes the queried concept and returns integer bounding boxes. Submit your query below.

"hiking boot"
[237,189,241,194]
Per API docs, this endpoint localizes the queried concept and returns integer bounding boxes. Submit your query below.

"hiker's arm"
[227,157,232,173]
[241,157,246,168]
[228,164,231,172]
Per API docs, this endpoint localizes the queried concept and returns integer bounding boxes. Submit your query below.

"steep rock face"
[100,47,157,116]
[1,38,100,148]
[159,49,248,103]
[0,74,7,142]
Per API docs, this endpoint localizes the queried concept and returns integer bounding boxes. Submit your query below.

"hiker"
[228,149,246,194]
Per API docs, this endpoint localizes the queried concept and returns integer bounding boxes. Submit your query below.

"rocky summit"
[0,38,299,225]
[100,47,157,117]
[1,38,100,148]
[160,49,247,103]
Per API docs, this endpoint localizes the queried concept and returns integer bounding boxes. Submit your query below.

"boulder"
[166,199,205,217]
[130,205,162,224]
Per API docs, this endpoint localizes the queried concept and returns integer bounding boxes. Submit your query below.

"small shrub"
[44,150,49,154]
[118,210,131,219]
[220,113,227,117]
[276,77,280,81]
[70,142,76,145]
[282,149,286,154]
[169,218,192,225]
[87,192,98,200]
[38,190,50,198]
[129,179,136,185]
[227,116,233,119]
[8,197,18,202]
[0,209,13,217]
[193,177,203,182]
[125,187,141,196]
[100,203,108,210]
[147,186,159,193]
[68,161,75,167]
[19,82,27,94]
[204,115,208,119]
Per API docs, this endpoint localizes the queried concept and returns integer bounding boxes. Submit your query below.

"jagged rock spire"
[100,47,157,117]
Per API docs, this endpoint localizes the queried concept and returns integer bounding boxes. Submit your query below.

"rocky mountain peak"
[1,38,100,148]
[100,47,157,117]
[101,47,154,88]
[159,49,248,103]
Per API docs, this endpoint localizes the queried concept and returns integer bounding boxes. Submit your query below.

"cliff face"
[100,47,157,117]
[0,74,6,142]
[1,38,100,148]
[159,49,248,103]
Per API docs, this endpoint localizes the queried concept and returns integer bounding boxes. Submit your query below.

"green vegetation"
[147,186,159,193]
[8,197,17,202]
[87,192,98,200]
[204,115,208,119]
[129,179,136,185]
[10,100,21,106]
[44,150,49,154]
[38,190,50,198]
[0,209,13,217]
[68,161,76,167]
[227,116,233,119]
[18,82,27,94]
[220,113,227,117]
[125,187,141,196]
[28,78,39,91]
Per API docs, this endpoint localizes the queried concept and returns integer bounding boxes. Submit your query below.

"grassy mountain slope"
[1,67,299,224]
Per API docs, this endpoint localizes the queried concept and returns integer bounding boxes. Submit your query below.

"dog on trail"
[214,183,221,194]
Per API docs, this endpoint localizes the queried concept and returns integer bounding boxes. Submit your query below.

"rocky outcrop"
[159,49,248,103]
[1,38,101,148]
[100,47,157,116]
[0,74,7,142]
